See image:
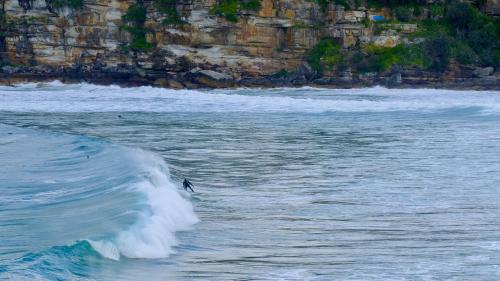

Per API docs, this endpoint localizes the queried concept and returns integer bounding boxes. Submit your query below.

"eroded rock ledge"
[1,64,498,90]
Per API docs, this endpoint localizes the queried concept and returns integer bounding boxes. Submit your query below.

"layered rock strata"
[0,0,498,89]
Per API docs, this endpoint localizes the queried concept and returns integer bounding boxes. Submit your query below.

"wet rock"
[291,62,315,82]
[372,35,399,47]
[154,78,184,89]
[387,65,403,85]
[485,0,500,17]
[188,69,234,88]
[473,67,494,78]
[339,67,353,82]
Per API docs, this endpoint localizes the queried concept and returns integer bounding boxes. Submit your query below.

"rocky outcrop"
[0,0,498,89]
[1,0,319,75]
[485,0,500,17]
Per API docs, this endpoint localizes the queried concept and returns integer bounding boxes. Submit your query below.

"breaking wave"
[0,124,198,279]
[0,81,499,114]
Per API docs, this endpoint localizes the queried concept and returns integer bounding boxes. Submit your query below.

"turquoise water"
[1,82,500,280]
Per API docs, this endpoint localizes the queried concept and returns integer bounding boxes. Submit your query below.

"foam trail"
[90,149,199,260]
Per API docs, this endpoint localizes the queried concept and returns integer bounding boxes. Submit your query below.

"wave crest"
[90,149,199,260]
[0,124,198,262]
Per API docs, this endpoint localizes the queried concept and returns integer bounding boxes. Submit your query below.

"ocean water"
[1,82,500,280]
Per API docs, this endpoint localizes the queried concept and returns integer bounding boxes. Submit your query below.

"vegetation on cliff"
[120,0,185,51]
[154,0,185,25]
[307,0,499,76]
[316,0,351,11]
[46,0,83,11]
[121,3,154,52]
[210,0,261,22]
[444,2,499,67]
[0,0,498,87]
[307,38,343,75]
[308,39,426,74]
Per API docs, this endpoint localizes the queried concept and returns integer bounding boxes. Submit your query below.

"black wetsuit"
[183,179,194,192]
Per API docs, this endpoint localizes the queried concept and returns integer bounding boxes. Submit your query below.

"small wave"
[6,240,102,281]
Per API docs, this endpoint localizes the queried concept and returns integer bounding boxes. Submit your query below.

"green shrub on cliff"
[405,2,499,69]
[394,6,413,22]
[444,1,500,67]
[348,44,426,73]
[423,34,451,71]
[210,0,239,22]
[410,19,453,39]
[129,35,154,51]
[305,0,498,76]
[450,41,477,65]
[301,0,498,76]
[120,25,154,51]
[315,0,351,11]
[445,2,473,32]
[354,52,384,73]
[366,0,428,10]
[154,0,185,25]
[307,38,342,74]
[363,44,426,71]
[429,4,445,18]
[49,0,83,9]
[122,4,147,24]
[210,0,261,22]
[308,38,429,75]
[240,0,261,10]
[121,3,154,51]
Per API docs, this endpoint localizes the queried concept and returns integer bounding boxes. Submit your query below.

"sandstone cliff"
[0,0,498,88]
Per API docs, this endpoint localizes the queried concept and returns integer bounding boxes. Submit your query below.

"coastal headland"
[0,0,499,89]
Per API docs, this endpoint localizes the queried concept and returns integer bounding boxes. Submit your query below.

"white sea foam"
[0,81,499,113]
[88,240,120,260]
[90,149,198,260]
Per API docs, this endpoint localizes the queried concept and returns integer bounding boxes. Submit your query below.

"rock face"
[474,67,495,78]
[486,0,500,17]
[0,0,498,88]
[1,0,326,79]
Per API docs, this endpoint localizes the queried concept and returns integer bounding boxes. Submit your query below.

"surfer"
[183,178,194,193]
